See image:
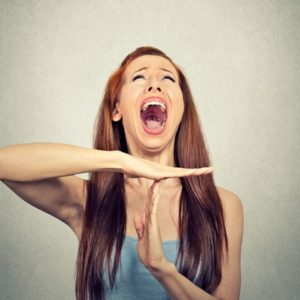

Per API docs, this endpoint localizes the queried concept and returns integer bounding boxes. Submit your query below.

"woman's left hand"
[133,180,170,275]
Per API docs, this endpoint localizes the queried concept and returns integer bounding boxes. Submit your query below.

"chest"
[124,183,181,241]
[103,236,179,299]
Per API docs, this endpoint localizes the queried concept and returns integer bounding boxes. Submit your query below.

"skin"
[113,54,187,240]
[113,54,184,164]
[0,55,242,300]
[112,55,243,299]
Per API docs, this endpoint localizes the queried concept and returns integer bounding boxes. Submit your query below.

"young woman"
[0,46,243,300]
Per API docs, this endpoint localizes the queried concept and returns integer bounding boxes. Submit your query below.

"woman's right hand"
[117,151,213,180]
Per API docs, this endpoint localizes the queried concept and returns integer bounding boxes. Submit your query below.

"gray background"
[0,1,299,299]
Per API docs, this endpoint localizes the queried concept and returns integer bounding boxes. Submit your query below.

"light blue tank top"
[103,236,180,300]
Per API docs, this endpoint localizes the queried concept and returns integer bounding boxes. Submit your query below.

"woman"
[0,46,243,300]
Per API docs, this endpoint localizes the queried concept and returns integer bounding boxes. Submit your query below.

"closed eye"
[163,75,175,82]
[132,74,176,82]
[133,75,144,81]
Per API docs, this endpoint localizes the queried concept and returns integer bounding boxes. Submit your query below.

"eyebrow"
[133,67,175,76]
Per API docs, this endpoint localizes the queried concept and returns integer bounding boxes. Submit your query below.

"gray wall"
[0,1,299,299]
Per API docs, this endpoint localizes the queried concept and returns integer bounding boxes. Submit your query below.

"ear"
[112,102,122,121]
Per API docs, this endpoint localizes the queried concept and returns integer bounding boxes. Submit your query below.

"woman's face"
[114,55,184,153]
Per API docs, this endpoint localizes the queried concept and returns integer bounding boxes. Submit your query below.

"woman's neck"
[124,141,181,190]
[127,141,176,166]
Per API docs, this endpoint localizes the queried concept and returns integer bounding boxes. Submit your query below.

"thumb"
[134,212,144,241]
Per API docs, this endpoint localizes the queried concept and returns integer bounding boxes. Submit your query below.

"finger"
[145,180,160,229]
[144,180,155,230]
[146,180,156,212]
[150,181,160,221]
[163,166,214,178]
[134,212,144,240]
[144,182,152,219]
[149,181,162,242]
[192,166,214,175]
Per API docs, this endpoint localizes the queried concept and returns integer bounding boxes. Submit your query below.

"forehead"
[124,55,178,77]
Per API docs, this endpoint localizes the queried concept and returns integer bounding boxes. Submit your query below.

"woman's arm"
[0,142,213,182]
[134,183,243,300]
[0,142,121,181]
[158,189,243,300]
[1,176,87,239]
[152,264,220,300]
[0,143,212,240]
[0,143,121,238]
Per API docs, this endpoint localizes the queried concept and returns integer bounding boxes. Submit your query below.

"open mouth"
[140,100,168,134]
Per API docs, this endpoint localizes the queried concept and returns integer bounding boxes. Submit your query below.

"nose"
[146,83,161,93]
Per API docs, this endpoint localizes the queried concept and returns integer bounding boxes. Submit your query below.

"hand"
[133,180,171,274]
[120,152,213,180]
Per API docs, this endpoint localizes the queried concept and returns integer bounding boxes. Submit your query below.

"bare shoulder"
[211,187,244,299]
[216,186,244,246]
[216,186,243,217]
[216,185,244,257]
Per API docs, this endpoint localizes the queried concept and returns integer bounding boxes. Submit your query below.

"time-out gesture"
[119,152,213,180]
[133,180,170,274]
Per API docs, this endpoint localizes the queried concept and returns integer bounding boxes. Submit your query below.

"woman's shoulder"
[216,186,243,217]
[216,186,244,257]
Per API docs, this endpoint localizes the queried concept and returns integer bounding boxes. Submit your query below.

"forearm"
[0,142,122,181]
[151,263,219,300]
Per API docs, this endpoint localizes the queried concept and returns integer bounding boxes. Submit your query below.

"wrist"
[149,260,177,280]
[94,150,124,172]
[114,150,128,171]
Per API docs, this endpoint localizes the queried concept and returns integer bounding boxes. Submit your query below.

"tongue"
[145,120,161,129]
[140,105,167,133]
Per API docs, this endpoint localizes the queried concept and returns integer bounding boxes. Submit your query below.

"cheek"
[170,100,184,128]
[119,86,141,106]
[173,90,184,116]
[177,102,185,121]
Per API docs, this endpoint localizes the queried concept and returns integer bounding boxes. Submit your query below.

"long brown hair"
[75,46,228,300]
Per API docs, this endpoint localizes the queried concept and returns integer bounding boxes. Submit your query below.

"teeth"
[142,101,166,112]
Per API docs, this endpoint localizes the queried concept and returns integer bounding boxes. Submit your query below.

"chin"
[136,133,176,155]
[124,121,178,156]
